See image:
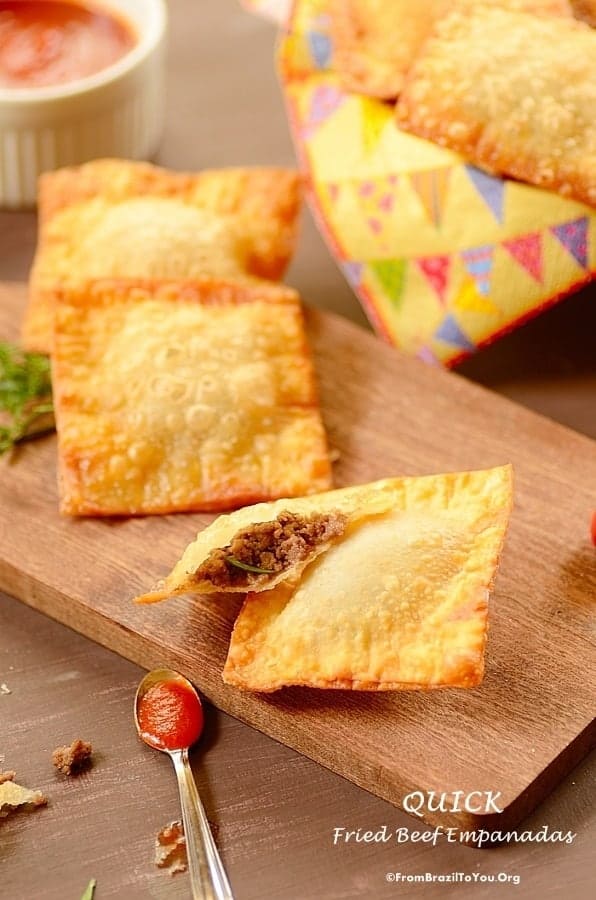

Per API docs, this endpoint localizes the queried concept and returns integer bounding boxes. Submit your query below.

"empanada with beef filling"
[23,159,301,353]
[135,482,399,602]
[52,278,331,516]
[220,467,512,691]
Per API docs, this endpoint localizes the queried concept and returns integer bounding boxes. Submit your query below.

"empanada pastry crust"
[570,0,596,27]
[24,159,301,353]
[52,279,331,517]
[222,467,513,691]
[331,0,572,100]
[395,8,596,208]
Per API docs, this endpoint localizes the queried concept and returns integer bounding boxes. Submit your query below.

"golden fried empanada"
[52,279,331,517]
[24,159,301,353]
[331,0,572,100]
[570,0,596,27]
[222,467,513,691]
[396,8,596,207]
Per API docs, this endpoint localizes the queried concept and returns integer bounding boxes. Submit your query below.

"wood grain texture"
[2,592,593,900]
[1,282,595,840]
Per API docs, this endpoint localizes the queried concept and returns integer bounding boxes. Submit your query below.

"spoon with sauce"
[135,668,235,900]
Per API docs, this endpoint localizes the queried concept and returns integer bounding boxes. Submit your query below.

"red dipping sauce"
[138,679,204,752]
[0,0,135,89]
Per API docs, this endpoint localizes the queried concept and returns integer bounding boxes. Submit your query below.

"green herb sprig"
[80,879,97,900]
[225,556,276,575]
[0,342,54,455]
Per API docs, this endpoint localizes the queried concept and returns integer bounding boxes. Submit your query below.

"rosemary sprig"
[0,342,54,455]
[80,879,97,900]
[225,556,276,575]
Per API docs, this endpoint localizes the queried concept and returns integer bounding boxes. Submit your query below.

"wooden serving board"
[1,282,594,839]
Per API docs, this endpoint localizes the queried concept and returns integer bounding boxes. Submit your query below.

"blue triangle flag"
[465,165,505,224]
[434,315,476,351]
[307,31,332,69]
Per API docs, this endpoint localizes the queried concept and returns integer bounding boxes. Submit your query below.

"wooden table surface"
[1,2,594,899]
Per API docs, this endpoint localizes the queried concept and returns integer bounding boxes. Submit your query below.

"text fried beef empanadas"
[52,279,331,517]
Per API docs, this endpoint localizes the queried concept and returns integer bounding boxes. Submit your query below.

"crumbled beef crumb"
[193,510,347,589]
[0,770,16,785]
[52,739,93,776]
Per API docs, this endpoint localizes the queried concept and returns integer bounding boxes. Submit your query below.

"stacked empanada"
[24,159,302,354]
[136,466,513,693]
[330,0,596,208]
[24,159,335,516]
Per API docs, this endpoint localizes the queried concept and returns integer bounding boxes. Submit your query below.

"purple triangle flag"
[465,165,505,224]
[342,261,363,287]
[551,218,588,269]
[307,31,332,69]
[434,315,476,351]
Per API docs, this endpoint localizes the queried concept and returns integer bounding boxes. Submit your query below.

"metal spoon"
[134,668,235,900]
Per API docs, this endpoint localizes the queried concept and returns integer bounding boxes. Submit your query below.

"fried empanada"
[222,466,513,691]
[52,279,331,517]
[330,0,572,100]
[570,0,596,27]
[396,8,596,208]
[24,159,301,353]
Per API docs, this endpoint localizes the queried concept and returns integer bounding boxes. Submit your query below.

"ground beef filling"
[52,739,93,776]
[193,510,348,589]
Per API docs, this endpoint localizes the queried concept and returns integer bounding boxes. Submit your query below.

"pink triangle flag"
[502,233,543,283]
[416,255,450,305]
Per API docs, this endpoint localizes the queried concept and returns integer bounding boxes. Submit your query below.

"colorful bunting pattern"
[303,84,344,136]
[342,260,363,288]
[270,0,596,364]
[416,255,450,305]
[551,218,589,269]
[502,233,543,283]
[368,260,407,310]
[307,30,332,69]
[434,315,476,352]
[452,279,499,316]
[461,245,494,296]
[464,165,506,224]
[409,169,451,228]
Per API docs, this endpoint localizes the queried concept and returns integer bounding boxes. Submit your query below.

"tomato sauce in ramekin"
[0,0,135,88]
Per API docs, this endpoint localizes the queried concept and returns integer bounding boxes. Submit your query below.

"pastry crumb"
[0,683,11,695]
[52,739,93,776]
[0,771,47,817]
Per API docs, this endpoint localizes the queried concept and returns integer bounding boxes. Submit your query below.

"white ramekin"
[0,0,167,209]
